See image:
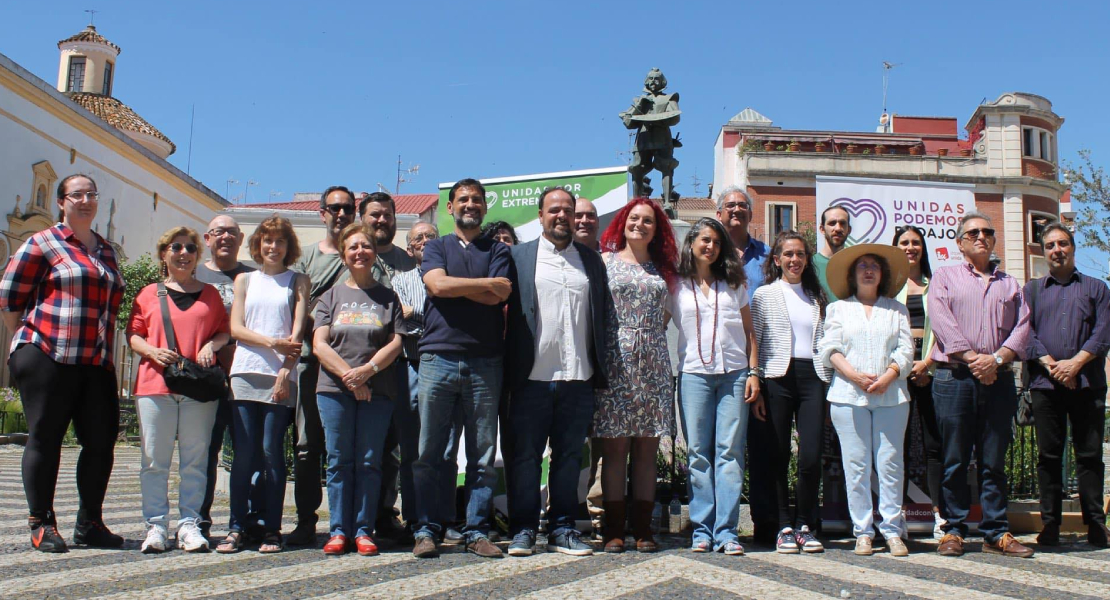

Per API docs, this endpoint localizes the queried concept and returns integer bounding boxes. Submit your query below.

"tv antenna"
[690,169,703,196]
[395,155,420,194]
[84,9,98,26]
[880,61,901,132]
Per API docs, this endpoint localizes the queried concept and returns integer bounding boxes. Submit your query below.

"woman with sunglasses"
[0,174,125,553]
[891,225,945,538]
[218,216,310,554]
[669,218,761,555]
[750,231,829,554]
[127,228,231,553]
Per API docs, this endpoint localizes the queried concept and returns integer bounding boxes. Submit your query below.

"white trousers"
[829,402,910,540]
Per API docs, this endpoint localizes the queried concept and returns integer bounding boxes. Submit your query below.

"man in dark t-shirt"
[411,178,511,559]
[195,215,257,540]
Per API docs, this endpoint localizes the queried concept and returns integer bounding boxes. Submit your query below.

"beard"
[373,225,395,246]
[454,213,482,230]
[549,224,571,242]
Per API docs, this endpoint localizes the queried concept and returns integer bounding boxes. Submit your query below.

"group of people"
[3,173,1107,562]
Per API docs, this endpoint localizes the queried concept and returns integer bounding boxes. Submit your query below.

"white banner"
[816,176,975,268]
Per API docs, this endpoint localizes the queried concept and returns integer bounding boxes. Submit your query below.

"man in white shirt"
[504,188,610,557]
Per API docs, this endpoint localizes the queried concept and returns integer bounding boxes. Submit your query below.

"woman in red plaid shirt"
[0,174,125,553]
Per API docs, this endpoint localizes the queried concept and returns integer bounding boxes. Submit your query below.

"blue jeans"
[229,401,292,533]
[413,352,501,541]
[678,370,749,549]
[503,379,595,536]
[398,361,462,527]
[317,392,394,538]
[932,367,1017,542]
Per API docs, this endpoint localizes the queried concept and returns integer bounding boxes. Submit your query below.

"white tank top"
[780,279,815,360]
[230,270,295,377]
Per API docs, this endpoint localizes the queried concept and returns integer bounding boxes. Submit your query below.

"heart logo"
[834,197,887,245]
[485,191,500,209]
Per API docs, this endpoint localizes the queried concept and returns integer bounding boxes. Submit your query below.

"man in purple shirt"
[1024,223,1110,548]
[928,211,1033,558]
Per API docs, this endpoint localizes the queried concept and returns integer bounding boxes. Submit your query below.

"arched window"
[35,185,47,209]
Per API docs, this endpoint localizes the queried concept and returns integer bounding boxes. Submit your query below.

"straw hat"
[825,243,910,299]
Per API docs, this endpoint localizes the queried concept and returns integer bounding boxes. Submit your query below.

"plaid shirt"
[0,224,124,370]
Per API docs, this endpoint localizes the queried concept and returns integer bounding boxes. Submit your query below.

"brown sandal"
[215,531,243,554]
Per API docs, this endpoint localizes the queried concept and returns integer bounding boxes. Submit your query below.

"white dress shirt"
[818,296,914,407]
[529,236,593,382]
[668,279,749,374]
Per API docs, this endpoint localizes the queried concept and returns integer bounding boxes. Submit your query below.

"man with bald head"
[574,198,600,250]
[196,215,258,539]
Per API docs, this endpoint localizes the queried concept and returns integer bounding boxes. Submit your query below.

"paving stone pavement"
[0,445,1108,599]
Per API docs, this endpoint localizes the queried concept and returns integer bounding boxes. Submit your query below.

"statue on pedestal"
[620,68,682,215]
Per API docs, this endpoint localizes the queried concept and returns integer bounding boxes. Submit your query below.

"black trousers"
[10,344,119,522]
[746,413,779,532]
[764,359,826,530]
[906,381,943,508]
[1031,387,1107,527]
[294,357,325,525]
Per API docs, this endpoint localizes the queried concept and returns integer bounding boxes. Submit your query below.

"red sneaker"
[355,535,379,556]
[323,534,349,555]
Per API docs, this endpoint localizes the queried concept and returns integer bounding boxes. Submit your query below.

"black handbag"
[157,283,226,402]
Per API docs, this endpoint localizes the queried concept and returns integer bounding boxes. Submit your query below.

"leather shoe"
[412,536,439,558]
[322,534,348,555]
[937,533,964,557]
[1036,523,1060,546]
[466,536,503,558]
[354,535,379,556]
[983,532,1034,558]
[1089,521,1110,548]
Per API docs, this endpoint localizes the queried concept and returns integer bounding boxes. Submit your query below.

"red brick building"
[712,92,1067,282]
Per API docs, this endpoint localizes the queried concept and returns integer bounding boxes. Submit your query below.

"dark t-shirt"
[418,234,511,356]
[374,245,418,290]
[196,262,256,314]
[313,283,403,398]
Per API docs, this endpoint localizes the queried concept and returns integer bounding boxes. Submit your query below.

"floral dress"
[593,254,674,438]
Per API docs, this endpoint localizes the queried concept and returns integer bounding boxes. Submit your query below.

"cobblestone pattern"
[0,445,1108,599]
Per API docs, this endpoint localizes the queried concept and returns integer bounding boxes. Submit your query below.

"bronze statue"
[620,68,681,215]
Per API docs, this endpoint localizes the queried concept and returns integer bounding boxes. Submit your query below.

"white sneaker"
[141,525,168,554]
[177,520,209,552]
[933,513,947,541]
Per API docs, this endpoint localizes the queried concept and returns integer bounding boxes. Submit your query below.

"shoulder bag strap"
[156,282,180,354]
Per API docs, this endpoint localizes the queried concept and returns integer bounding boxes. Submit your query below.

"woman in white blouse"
[750,232,830,555]
[818,243,913,557]
[669,218,761,556]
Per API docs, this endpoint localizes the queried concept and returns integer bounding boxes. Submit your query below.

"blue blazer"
[505,238,611,393]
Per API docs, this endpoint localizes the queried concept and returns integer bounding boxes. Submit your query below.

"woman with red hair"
[594,198,678,553]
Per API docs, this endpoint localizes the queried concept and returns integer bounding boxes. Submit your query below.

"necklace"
[692,278,719,366]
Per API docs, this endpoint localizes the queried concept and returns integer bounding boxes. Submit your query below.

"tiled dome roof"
[58,25,121,53]
[67,92,174,153]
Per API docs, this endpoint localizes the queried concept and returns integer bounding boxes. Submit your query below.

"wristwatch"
[993,353,1004,366]
[369,360,380,375]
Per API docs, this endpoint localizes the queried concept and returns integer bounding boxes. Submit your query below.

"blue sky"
[4,1,1109,270]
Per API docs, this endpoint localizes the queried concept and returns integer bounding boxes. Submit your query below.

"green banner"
[437,166,628,242]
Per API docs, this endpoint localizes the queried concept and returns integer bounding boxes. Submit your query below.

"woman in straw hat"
[818,243,914,557]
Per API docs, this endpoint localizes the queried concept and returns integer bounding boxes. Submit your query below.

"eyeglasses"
[64,191,99,202]
[207,227,240,238]
[168,242,198,254]
[720,202,750,212]
[324,203,357,215]
[410,232,438,243]
[962,228,995,240]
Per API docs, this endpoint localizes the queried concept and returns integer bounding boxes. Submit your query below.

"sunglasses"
[324,203,357,215]
[962,228,995,240]
[168,242,198,254]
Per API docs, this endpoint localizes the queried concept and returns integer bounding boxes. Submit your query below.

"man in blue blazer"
[503,187,611,557]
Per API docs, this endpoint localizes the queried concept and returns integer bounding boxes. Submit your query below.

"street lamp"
[244,180,258,203]
[226,179,239,202]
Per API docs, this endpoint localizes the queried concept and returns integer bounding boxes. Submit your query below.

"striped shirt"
[391,266,427,360]
[928,262,1030,363]
[0,224,124,369]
